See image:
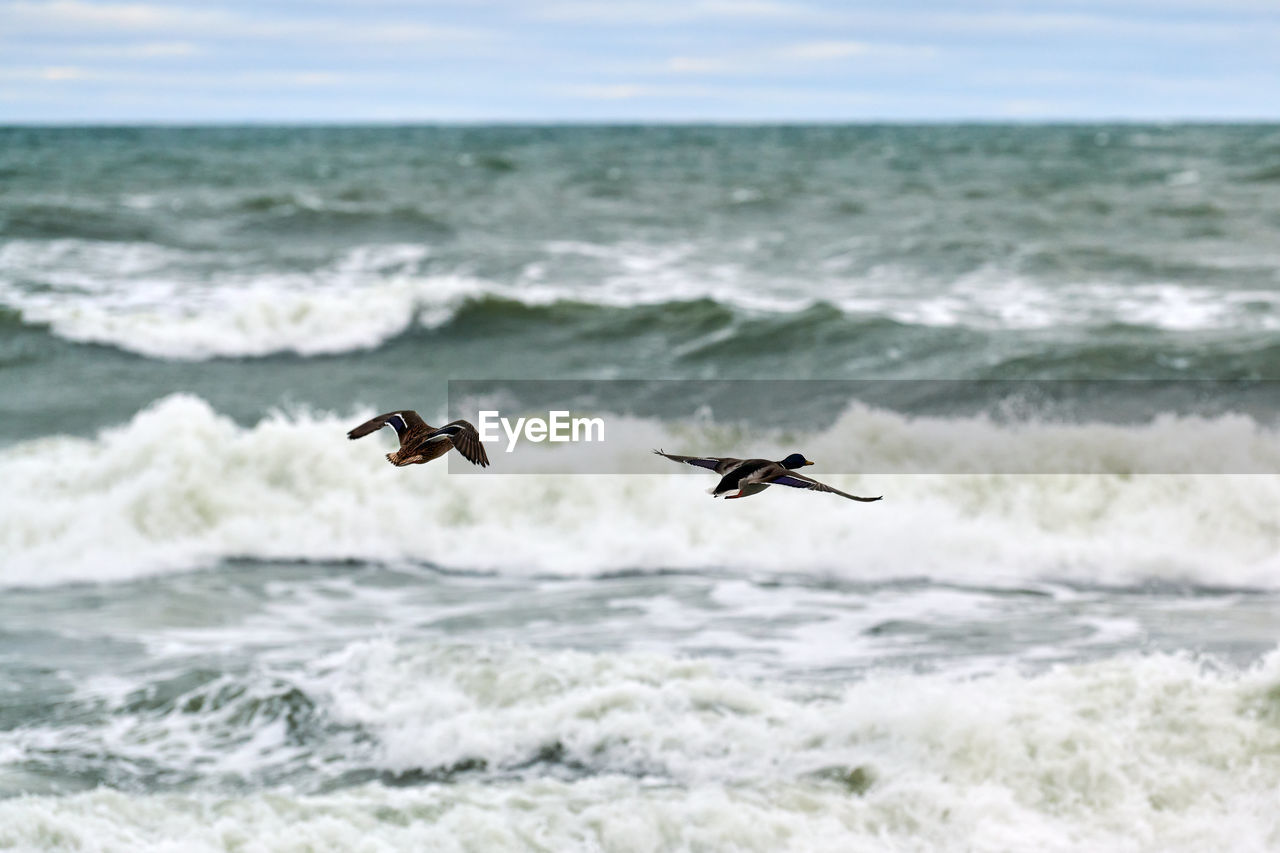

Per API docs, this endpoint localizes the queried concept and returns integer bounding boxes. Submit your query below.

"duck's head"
[780,453,814,469]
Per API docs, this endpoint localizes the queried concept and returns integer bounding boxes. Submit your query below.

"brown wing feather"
[347,410,427,441]
[430,420,490,468]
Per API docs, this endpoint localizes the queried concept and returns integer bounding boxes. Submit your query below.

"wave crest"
[5,643,1280,850]
[3,238,1278,360]
[1,394,1276,588]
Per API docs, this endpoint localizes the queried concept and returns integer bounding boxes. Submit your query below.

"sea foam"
[4,641,1280,852]
[1,394,1276,588]
[2,238,1278,360]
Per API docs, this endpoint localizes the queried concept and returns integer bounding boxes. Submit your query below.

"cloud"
[0,65,87,80]
[558,81,881,107]
[127,40,198,56]
[529,2,1279,41]
[0,64,403,89]
[41,65,84,80]
[661,39,937,76]
[563,83,718,100]
[36,40,203,59]
[775,40,872,60]
[2,0,229,32]
[831,8,1279,41]
[0,0,1275,121]
[0,0,490,45]
[534,0,804,24]
[1064,0,1279,13]
[997,97,1083,117]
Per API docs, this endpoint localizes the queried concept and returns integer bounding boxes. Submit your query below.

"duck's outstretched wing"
[652,449,742,475]
[348,410,428,442]
[768,471,882,502]
[425,420,490,468]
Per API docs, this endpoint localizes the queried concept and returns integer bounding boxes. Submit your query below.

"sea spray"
[1,394,1277,588]
[5,642,1280,852]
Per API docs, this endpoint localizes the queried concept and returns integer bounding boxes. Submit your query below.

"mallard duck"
[653,449,880,502]
[348,410,489,468]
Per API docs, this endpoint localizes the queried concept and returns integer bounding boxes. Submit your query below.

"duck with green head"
[653,450,881,502]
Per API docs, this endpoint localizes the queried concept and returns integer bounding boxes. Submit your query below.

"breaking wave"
[4,641,1280,851]
[2,238,1278,360]
[1,394,1276,588]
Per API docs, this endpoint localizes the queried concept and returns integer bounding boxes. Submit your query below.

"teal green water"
[2,126,1279,850]
[2,125,1278,441]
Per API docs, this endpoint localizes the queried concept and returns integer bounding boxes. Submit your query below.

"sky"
[1,0,1278,123]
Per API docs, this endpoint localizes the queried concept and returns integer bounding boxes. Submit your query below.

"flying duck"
[653,449,881,502]
[348,410,490,468]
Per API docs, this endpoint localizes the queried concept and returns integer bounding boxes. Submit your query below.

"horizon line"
[3,117,1280,128]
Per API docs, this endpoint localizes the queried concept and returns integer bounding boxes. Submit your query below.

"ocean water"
[1,124,1279,851]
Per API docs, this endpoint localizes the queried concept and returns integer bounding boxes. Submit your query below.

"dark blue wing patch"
[770,474,815,490]
[427,422,464,439]
[385,413,409,438]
